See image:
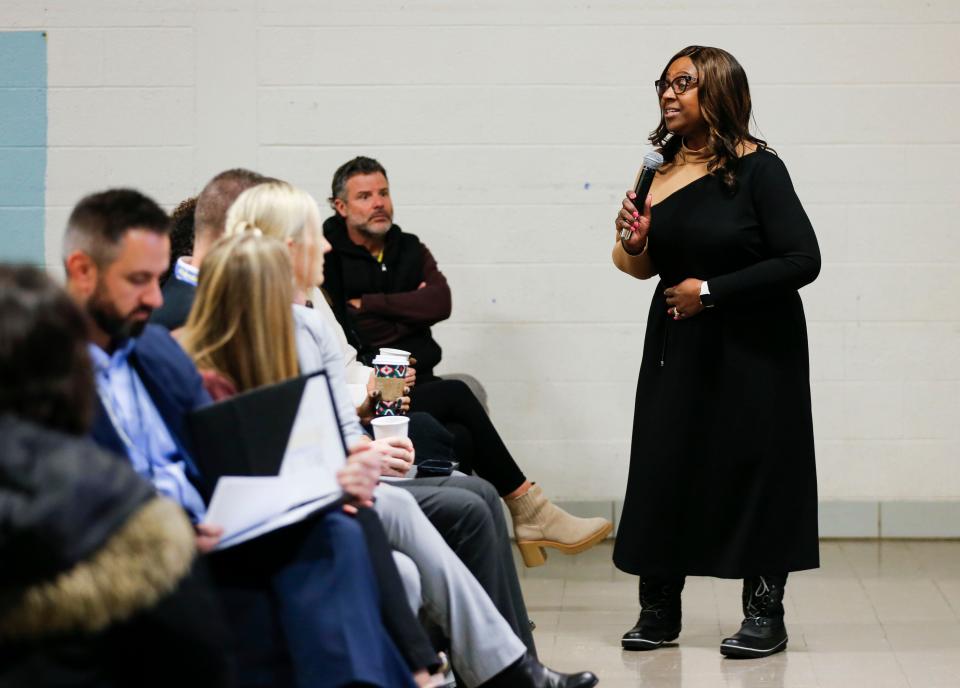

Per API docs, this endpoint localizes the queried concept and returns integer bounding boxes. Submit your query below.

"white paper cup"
[371,416,411,440]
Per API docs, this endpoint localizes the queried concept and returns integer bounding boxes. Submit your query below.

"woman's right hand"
[338,445,382,513]
[616,191,653,253]
[370,437,415,478]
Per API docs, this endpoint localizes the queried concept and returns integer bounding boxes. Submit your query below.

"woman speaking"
[611,46,821,659]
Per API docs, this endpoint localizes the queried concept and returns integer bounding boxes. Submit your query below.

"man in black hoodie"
[323,156,451,380]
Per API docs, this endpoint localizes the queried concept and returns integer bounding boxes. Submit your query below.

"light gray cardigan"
[292,304,367,447]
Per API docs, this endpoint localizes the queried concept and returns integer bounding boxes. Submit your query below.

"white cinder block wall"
[4,1,960,531]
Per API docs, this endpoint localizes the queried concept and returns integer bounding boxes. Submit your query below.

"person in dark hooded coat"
[0,264,231,688]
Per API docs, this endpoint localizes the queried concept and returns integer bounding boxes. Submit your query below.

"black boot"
[481,653,598,688]
[720,574,789,659]
[621,576,685,651]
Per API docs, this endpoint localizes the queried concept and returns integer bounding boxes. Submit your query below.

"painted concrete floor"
[515,540,960,687]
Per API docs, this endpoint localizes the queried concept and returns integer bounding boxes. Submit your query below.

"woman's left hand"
[664,278,705,320]
[338,445,382,513]
[356,387,380,425]
[405,357,417,389]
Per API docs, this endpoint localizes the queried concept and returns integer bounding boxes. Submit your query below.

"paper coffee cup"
[371,416,410,440]
[372,356,407,416]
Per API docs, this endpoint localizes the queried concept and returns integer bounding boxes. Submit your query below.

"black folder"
[186,371,344,494]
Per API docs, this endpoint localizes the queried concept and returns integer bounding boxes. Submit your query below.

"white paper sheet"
[280,375,347,476]
[205,470,340,549]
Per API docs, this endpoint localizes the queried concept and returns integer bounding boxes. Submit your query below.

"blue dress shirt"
[174,256,199,287]
[88,340,207,522]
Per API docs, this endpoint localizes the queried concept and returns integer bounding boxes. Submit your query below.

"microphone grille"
[643,151,665,170]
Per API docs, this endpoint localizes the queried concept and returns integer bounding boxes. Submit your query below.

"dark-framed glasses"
[655,75,698,96]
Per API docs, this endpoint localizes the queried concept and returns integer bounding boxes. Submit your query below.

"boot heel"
[517,542,547,567]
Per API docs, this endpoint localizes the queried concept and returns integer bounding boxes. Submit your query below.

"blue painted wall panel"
[0,88,46,146]
[0,149,44,206]
[0,208,44,262]
[0,31,47,264]
[0,32,47,88]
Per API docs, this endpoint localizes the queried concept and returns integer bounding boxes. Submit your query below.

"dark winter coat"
[0,415,230,687]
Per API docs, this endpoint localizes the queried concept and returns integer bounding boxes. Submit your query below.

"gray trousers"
[394,474,536,653]
[375,483,526,687]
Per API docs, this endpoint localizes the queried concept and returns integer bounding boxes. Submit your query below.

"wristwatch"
[699,281,715,308]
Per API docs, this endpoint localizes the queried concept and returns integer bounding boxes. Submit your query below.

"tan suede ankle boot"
[506,484,613,567]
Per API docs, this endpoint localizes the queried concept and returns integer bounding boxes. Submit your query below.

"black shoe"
[482,654,598,688]
[621,620,680,651]
[720,574,789,659]
[621,576,685,651]
[720,616,788,658]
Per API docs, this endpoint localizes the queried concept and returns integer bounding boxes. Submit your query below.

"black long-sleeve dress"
[612,149,821,579]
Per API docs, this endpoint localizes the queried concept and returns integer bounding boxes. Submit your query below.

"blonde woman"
[181,231,598,688]
[180,233,449,686]
[179,232,299,397]
[223,181,326,303]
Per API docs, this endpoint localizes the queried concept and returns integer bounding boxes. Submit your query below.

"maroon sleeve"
[350,313,415,348]
[199,369,238,402]
[359,245,452,327]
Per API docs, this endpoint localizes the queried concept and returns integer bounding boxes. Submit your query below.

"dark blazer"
[150,277,198,331]
[89,324,212,498]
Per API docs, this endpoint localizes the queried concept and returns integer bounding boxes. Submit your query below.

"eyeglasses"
[655,75,698,96]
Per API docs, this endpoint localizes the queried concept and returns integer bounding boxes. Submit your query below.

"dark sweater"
[322,216,452,379]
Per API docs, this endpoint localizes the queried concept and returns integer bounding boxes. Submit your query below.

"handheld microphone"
[620,150,664,241]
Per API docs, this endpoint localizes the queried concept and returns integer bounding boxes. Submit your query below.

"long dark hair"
[649,46,771,192]
[0,265,94,435]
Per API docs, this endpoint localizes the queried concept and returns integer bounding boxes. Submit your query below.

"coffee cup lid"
[380,348,410,363]
[379,348,411,359]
